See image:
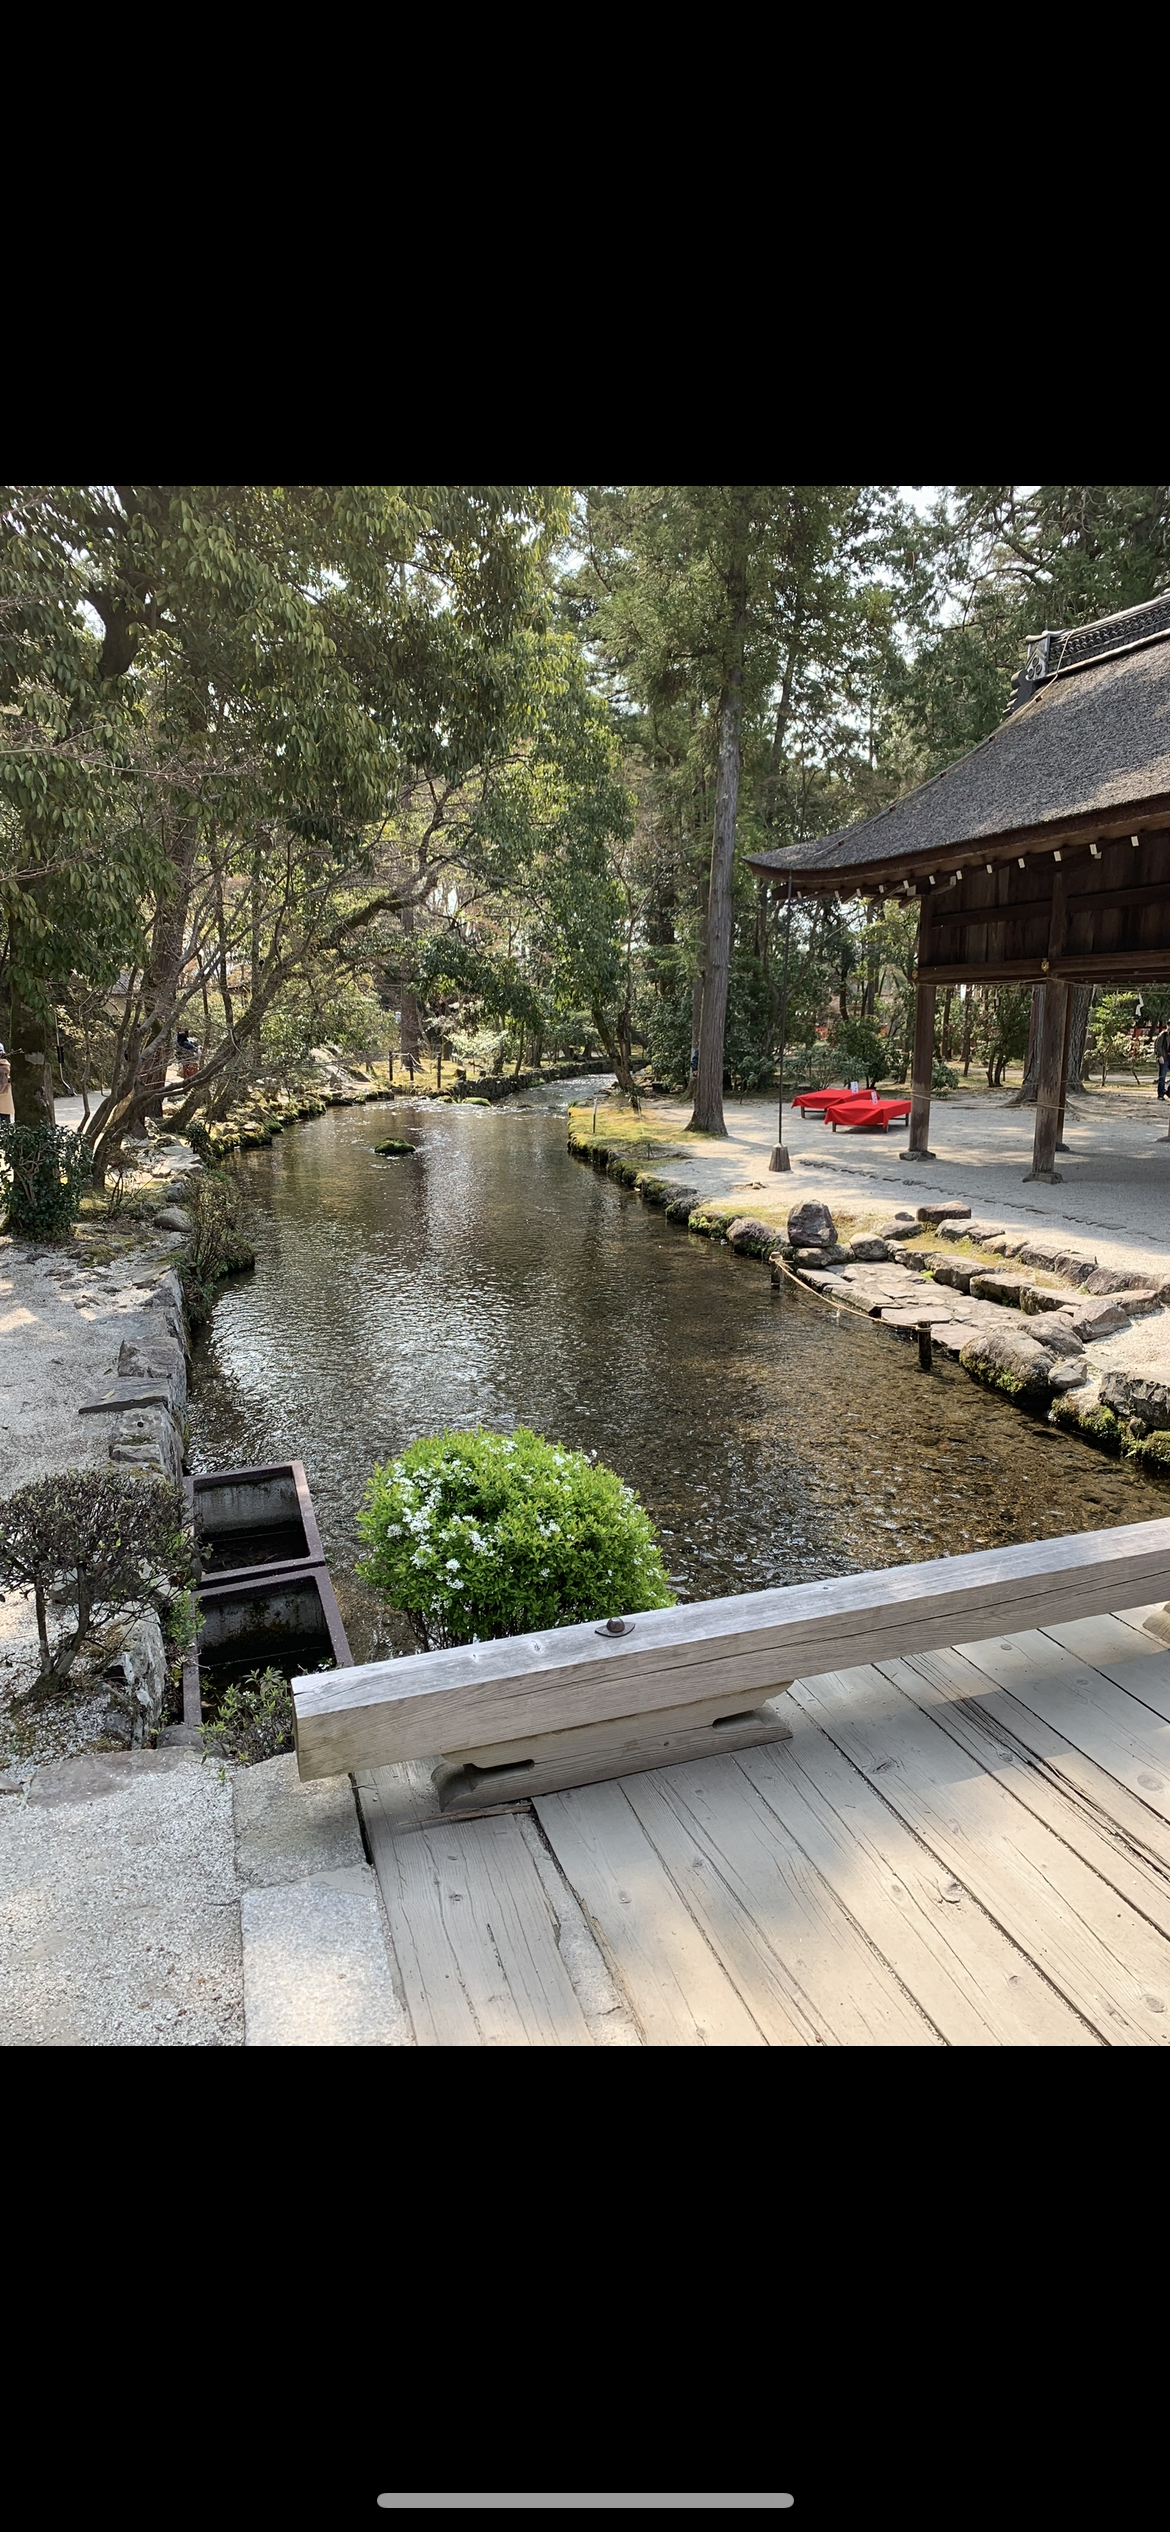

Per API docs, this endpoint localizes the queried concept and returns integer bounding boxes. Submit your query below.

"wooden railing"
[292,1519,1170,1803]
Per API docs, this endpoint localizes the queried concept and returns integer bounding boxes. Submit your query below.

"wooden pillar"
[900,981,936,1160]
[1054,987,1074,1151]
[1026,979,1070,1181]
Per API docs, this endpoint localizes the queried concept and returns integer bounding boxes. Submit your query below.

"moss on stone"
[1132,1429,1170,1469]
[687,1207,738,1238]
[1049,1394,1127,1451]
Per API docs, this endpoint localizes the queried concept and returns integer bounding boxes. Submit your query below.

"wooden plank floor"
[359,1603,1170,2046]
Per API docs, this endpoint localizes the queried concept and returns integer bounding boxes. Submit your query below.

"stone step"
[233,1755,407,2048]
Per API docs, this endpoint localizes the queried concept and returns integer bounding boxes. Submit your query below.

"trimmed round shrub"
[356,1425,675,1650]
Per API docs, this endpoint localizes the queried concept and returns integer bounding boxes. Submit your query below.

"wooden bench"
[291,1518,1170,1816]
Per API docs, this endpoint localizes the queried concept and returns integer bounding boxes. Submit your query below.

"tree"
[893,485,1170,773]
[0,1468,192,1692]
[1,485,570,1175]
[566,486,914,1131]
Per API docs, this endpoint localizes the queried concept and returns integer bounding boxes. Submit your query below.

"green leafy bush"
[829,1017,890,1088]
[356,1426,676,1651]
[178,1164,255,1324]
[782,1043,844,1092]
[0,1123,91,1237]
[0,1469,193,1692]
[201,1666,297,1764]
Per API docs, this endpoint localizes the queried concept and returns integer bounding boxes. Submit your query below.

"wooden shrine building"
[746,593,1170,1181]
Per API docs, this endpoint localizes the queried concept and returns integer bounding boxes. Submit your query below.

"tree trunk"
[690,849,708,1085]
[397,899,421,1064]
[961,987,974,1077]
[7,982,56,1128]
[940,985,954,1061]
[591,1005,639,1103]
[1026,980,1070,1181]
[137,818,200,1120]
[1066,983,1093,1094]
[904,975,936,1159]
[1010,985,1045,1105]
[249,842,263,1077]
[689,534,748,1138]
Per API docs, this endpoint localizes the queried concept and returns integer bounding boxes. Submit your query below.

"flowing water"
[186,1081,1170,1663]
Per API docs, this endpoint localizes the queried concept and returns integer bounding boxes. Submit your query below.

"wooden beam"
[902,976,936,1161]
[931,876,1169,933]
[290,1518,1170,1782]
[919,959,1053,985]
[1055,983,1075,1150]
[1027,978,1070,1182]
[749,804,1170,898]
[922,954,1170,986]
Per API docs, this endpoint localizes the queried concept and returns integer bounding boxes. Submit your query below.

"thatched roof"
[747,598,1170,892]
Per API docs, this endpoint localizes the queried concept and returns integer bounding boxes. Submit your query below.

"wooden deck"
[355,1599,1170,2046]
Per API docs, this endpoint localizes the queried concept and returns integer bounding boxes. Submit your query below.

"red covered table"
[823,1095,911,1133]
[792,1087,852,1116]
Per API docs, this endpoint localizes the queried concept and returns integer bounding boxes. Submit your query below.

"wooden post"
[1054,987,1074,1151]
[1026,978,1070,1181]
[916,1319,933,1372]
[901,980,936,1161]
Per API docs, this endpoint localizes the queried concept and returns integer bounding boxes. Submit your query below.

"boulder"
[959,1326,1064,1398]
[962,1221,1006,1245]
[110,1406,183,1483]
[1048,1252,1098,1286]
[786,1200,836,1250]
[374,1138,416,1156]
[794,1243,851,1265]
[688,1205,739,1238]
[1026,1314,1084,1357]
[1099,1369,1170,1432]
[153,1205,193,1233]
[1016,1240,1067,1271]
[929,1260,972,1292]
[874,1218,916,1240]
[1060,1297,1133,1341]
[1084,1266,1157,1296]
[848,1236,890,1262]
[1019,1286,1072,1315]
[116,1336,186,1410]
[916,1204,971,1226]
[663,1189,700,1223]
[969,1272,1034,1306]
[101,1610,168,1748]
[726,1218,785,1258]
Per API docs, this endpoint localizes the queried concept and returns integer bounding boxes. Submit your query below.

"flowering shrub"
[355,1426,675,1650]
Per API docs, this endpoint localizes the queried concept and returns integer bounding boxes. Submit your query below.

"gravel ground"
[629,1084,1170,1282]
[0,1750,244,2046]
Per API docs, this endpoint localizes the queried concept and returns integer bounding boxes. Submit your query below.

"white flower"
[446,1558,461,1572]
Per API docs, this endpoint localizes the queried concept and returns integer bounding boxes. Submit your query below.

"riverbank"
[0,1049,417,2047]
[568,1093,1170,1471]
[0,1044,430,1773]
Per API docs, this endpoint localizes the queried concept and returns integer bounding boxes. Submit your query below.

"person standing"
[1155,1020,1170,1101]
[0,1042,14,1128]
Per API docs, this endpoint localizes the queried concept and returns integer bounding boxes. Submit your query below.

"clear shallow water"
[186,1084,1170,1664]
